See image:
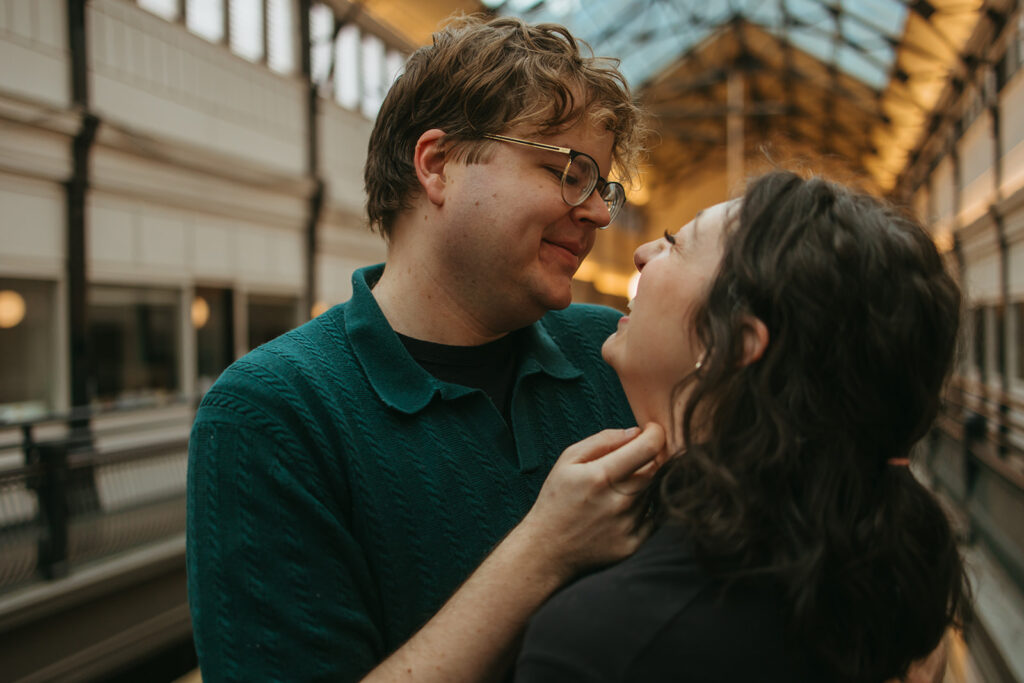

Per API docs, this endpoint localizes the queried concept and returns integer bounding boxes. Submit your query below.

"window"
[138,0,180,21]
[998,15,1024,92]
[310,2,334,89]
[187,0,225,43]
[247,295,297,349]
[995,304,1006,380]
[88,286,181,405]
[229,0,264,62]
[0,279,56,421]
[973,306,987,380]
[360,33,385,117]
[267,0,296,74]
[194,287,235,394]
[335,23,360,109]
[1015,302,1024,382]
[385,49,405,88]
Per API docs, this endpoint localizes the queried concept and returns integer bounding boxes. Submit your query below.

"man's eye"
[545,166,565,181]
[663,230,676,245]
[563,171,583,187]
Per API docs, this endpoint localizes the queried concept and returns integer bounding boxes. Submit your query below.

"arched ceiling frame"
[483,0,998,190]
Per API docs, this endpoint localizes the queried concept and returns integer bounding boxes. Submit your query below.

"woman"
[515,172,969,682]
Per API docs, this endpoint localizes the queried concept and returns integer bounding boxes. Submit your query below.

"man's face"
[436,117,616,333]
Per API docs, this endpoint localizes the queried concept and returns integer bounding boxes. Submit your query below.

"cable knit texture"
[187,264,635,682]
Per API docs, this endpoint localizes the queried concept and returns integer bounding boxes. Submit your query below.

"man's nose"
[571,188,612,228]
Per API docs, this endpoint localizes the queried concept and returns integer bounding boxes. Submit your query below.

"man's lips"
[543,239,586,260]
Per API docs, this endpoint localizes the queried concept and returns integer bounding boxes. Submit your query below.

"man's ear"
[413,129,449,207]
[739,315,769,366]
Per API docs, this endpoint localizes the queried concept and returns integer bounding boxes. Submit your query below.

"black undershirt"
[397,331,521,423]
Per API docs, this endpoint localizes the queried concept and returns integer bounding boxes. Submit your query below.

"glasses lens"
[561,156,599,207]
[602,182,626,224]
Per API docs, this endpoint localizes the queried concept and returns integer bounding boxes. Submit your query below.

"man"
[187,15,659,682]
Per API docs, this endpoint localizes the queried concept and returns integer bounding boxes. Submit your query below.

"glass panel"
[385,49,405,89]
[973,306,987,380]
[996,304,1006,379]
[310,2,334,87]
[138,0,180,21]
[1015,302,1024,382]
[335,23,360,110]
[194,287,234,394]
[488,0,910,89]
[0,279,55,421]
[267,0,295,74]
[186,0,225,43]
[88,285,181,406]
[361,33,385,118]
[247,295,297,349]
[229,0,264,62]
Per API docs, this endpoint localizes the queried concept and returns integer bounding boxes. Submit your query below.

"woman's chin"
[600,332,620,369]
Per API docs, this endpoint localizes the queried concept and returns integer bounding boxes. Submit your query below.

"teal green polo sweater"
[186,264,635,682]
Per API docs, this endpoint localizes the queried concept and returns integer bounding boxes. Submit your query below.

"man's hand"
[514,423,667,583]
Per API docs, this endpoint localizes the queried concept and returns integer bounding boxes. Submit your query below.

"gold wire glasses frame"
[481,133,626,227]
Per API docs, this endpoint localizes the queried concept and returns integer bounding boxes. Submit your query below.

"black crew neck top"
[397,331,521,422]
[515,523,814,682]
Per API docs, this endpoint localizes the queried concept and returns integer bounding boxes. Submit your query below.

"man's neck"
[372,257,514,346]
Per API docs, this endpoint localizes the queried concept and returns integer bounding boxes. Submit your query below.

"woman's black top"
[515,523,815,682]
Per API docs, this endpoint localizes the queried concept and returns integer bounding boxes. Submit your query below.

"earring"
[694,359,703,370]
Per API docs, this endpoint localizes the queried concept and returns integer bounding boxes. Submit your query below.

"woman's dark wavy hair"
[655,171,969,682]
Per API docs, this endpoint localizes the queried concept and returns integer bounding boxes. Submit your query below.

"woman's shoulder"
[515,524,812,682]
[514,525,706,681]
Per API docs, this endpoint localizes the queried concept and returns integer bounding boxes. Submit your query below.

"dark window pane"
[1016,303,1024,382]
[974,306,987,380]
[88,286,181,405]
[195,287,234,394]
[248,295,297,349]
[0,278,56,420]
[995,305,1006,378]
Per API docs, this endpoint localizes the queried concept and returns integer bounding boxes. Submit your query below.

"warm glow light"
[574,263,633,298]
[311,300,329,318]
[0,290,26,328]
[595,271,632,296]
[191,295,210,329]
[933,230,954,254]
[630,183,650,207]
[574,260,598,282]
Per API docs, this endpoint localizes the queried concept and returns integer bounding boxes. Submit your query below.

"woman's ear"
[413,129,449,207]
[739,315,769,366]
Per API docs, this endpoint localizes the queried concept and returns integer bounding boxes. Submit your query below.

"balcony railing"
[0,402,191,594]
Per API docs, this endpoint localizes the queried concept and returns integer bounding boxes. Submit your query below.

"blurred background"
[1,0,1023,680]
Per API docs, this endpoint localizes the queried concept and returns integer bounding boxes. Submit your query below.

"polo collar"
[343,264,583,415]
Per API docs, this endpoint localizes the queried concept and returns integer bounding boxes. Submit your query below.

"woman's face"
[602,200,737,431]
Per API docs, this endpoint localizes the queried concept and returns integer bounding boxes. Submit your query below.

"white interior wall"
[0,172,65,278]
[1001,69,1024,197]
[0,0,68,107]
[88,0,305,176]
[958,110,995,226]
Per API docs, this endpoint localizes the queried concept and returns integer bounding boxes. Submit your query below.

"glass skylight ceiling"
[483,0,910,91]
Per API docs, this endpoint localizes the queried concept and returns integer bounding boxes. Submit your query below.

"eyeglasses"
[481,133,626,226]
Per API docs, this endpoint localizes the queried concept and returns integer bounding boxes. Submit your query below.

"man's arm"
[364,423,666,682]
[188,416,386,681]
